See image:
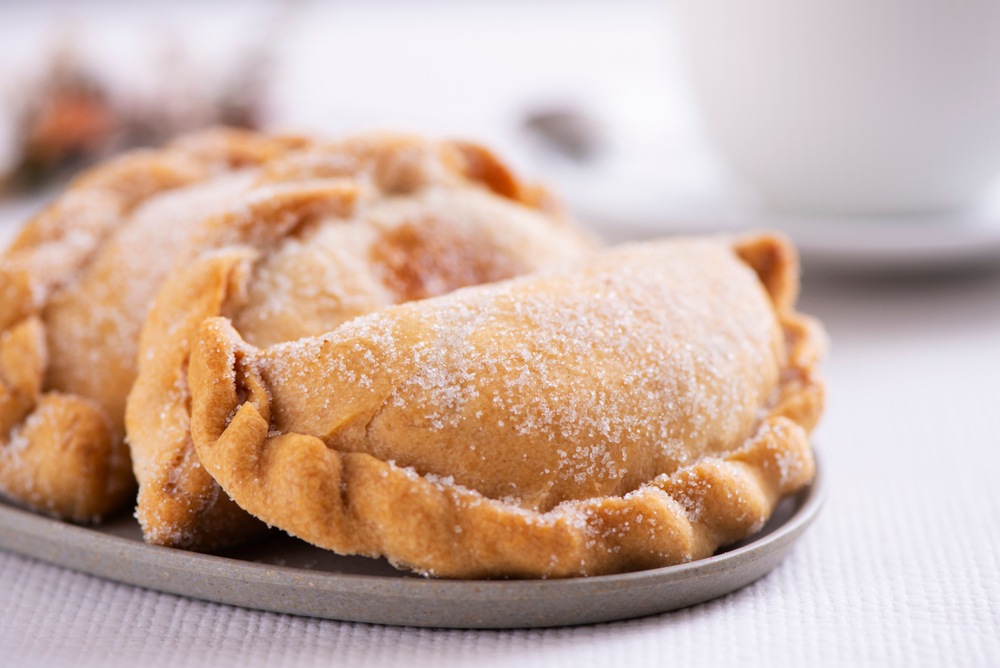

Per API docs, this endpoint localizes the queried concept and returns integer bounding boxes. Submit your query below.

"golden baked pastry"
[0,128,310,521]
[0,127,593,527]
[188,234,825,578]
[124,133,596,549]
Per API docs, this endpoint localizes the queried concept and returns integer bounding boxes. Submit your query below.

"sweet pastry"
[0,127,593,528]
[124,133,596,549]
[0,128,309,521]
[187,234,825,578]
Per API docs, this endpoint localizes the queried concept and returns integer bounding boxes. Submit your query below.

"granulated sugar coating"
[188,234,826,578]
[0,128,593,534]
[124,130,595,551]
[256,240,779,510]
[0,129,305,522]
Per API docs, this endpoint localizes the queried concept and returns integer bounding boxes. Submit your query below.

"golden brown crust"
[127,249,267,547]
[0,125,585,527]
[0,128,313,521]
[125,132,596,550]
[733,233,826,432]
[188,235,825,577]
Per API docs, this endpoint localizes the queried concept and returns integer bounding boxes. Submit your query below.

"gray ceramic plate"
[0,456,823,628]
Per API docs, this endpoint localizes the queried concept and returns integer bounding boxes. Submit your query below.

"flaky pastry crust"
[124,133,596,549]
[188,234,825,578]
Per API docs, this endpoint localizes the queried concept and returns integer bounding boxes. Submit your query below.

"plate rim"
[0,452,826,627]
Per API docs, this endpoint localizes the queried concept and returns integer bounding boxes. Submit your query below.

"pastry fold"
[188,234,825,577]
[124,134,595,549]
[0,127,592,528]
[0,128,308,520]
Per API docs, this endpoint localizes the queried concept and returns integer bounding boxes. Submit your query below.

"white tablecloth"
[2,2,999,665]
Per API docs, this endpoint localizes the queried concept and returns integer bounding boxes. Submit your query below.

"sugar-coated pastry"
[188,234,825,578]
[0,128,309,521]
[124,132,596,549]
[0,127,593,528]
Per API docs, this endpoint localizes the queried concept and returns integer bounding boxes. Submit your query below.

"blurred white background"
[6,0,1000,271]
[0,0,742,245]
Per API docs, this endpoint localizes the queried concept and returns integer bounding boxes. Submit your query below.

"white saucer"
[514,110,1000,275]
[575,206,1000,274]
[757,213,1000,273]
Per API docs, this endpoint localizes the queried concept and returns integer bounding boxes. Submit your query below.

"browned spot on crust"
[371,217,521,301]
[447,141,520,201]
[733,233,799,312]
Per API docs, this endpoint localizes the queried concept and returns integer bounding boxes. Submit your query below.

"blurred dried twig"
[3,47,120,192]
[1,3,296,196]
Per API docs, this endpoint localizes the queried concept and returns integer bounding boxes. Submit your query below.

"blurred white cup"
[674,0,1000,215]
